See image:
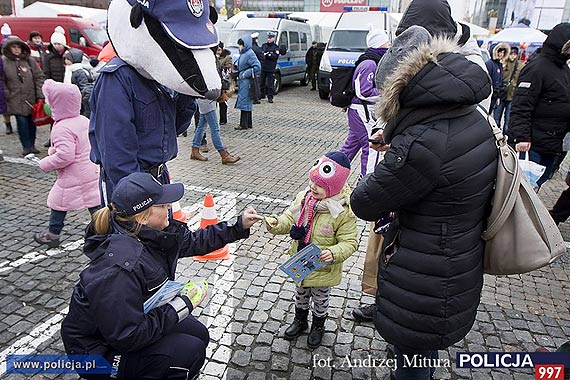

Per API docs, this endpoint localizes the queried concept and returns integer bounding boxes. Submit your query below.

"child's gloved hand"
[320,250,333,263]
[264,216,278,228]
[241,208,264,229]
[180,280,208,308]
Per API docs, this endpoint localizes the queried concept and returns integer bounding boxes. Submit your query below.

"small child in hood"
[63,48,92,116]
[33,80,100,248]
[264,151,358,349]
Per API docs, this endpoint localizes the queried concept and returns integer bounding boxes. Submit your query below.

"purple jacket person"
[339,28,390,177]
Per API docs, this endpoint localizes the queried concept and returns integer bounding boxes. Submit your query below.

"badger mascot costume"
[89,0,222,203]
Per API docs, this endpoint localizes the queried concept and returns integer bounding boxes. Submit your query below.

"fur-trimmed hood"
[491,43,510,60]
[378,37,491,142]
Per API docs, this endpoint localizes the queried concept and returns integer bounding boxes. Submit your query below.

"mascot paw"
[130,3,144,28]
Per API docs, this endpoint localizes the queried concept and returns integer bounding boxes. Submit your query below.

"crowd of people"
[2,0,570,378]
[0,24,101,155]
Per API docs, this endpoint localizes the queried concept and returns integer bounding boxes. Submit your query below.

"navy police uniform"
[261,35,280,101]
[89,57,196,203]
[61,217,248,379]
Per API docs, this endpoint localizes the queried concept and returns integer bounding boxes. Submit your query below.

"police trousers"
[82,315,209,380]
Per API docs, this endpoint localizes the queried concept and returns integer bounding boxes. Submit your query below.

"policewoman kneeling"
[61,172,263,380]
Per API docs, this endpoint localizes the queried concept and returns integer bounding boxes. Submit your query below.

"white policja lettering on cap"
[136,0,149,8]
[518,82,531,88]
[133,197,153,212]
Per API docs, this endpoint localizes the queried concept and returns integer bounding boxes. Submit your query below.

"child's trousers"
[295,286,330,318]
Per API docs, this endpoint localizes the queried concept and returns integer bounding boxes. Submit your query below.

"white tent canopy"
[462,21,489,37]
[21,2,107,25]
[488,27,547,44]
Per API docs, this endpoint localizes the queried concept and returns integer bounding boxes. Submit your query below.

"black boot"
[307,314,326,349]
[5,123,13,135]
[284,308,309,340]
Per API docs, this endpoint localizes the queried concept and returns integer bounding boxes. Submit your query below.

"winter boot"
[352,303,376,322]
[5,123,13,135]
[220,150,240,164]
[284,308,309,340]
[307,314,326,349]
[33,230,60,249]
[190,147,208,161]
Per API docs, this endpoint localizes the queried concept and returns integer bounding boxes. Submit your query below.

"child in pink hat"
[264,151,358,349]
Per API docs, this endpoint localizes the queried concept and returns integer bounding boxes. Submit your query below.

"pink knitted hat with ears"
[309,151,351,198]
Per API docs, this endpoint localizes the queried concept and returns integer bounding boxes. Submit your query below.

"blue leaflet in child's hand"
[279,244,327,283]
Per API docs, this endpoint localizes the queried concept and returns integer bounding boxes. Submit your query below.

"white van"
[226,14,312,93]
[317,7,398,99]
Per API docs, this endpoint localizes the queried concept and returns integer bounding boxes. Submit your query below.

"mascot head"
[108,0,221,99]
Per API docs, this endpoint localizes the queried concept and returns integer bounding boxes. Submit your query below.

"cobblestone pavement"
[0,84,569,380]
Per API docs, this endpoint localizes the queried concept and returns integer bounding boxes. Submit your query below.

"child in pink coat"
[34,79,100,248]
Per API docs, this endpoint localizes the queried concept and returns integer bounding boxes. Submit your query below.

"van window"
[70,29,82,44]
[300,32,308,50]
[289,32,300,52]
[278,32,288,51]
[328,30,368,52]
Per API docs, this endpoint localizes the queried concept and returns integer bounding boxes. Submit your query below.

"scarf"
[291,190,347,244]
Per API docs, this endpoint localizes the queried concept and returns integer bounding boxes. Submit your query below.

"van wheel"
[300,70,309,86]
[274,73,281,95]
[318,88,329,100]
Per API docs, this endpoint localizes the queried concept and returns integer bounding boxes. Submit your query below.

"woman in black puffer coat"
[351,26,497,380]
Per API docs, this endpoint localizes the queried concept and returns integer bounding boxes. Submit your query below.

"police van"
[317,7,397,99]
[226,14,312,94]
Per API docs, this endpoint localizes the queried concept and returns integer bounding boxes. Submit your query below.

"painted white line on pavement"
[184,185,290,206]
[0,240,83,274]
[0,307,69,375]
[2,156,40,166]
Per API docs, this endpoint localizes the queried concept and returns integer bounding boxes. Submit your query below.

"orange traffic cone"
[169,173,188,222]
[193,194,230,261]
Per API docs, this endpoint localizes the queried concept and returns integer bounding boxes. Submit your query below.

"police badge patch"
[187,0,204,17]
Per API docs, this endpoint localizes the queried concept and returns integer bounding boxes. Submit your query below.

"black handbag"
[249,69,261,101]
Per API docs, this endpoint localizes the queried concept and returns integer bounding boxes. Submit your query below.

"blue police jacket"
[89,57,196,196]
[61,218,248,355]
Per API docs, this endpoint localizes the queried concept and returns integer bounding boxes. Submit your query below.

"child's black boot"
[307,314,326,349]
[284,308,309,340]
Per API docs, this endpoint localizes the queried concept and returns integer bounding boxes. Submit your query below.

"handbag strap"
[476,106,522,240]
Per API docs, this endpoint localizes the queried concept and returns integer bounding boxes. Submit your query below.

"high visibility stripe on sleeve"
[167,296,189,321]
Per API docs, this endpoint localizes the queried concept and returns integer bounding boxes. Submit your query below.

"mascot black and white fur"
[108,0,221,98]
[90,0,222,203]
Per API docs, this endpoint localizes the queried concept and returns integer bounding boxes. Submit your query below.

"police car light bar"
[247,13,288,18]
[343,6,388,11]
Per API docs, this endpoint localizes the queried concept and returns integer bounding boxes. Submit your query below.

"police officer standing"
[261,32,280,103]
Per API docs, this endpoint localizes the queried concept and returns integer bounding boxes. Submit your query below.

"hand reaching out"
[265,216,278,228]
[241,208,264,229]
[369,129,390,152]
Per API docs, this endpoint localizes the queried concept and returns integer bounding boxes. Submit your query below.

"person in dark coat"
[305,41,322,91]
[234,35,261,130]
[0,58,7,118]
[251,32,264,104]
[485,43,510,114]
[2,37,45,156]
[43,30,68,83]
[260,32,280,103]
[61,172,263,380]
[28,31,47,70]
[351,26,496,379]
[509,22,570,189]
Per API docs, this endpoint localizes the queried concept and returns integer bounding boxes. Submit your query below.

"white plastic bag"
[519,152,546,189]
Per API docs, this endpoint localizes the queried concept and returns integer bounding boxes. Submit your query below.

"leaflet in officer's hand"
[143,280,185,314]
[279,243,327,284]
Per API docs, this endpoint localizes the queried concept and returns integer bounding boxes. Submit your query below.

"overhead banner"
[320,0,366,12]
